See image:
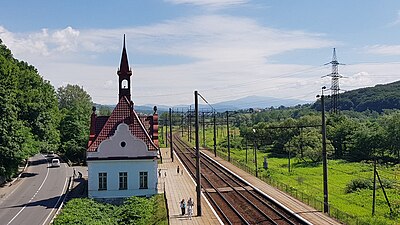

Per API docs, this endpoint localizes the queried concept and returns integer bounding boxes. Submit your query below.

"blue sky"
[1,0,400,106]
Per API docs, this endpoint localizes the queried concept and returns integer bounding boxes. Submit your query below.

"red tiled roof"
[87,96,158,152]
[95,116,109,135]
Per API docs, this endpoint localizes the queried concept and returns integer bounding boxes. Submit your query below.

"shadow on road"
[10,195,65,209]
[28,158,48,166]
[19,172,38,178]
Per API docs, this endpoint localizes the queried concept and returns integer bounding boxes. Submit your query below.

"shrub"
[345,178,396,193]
[54,195,167,225]
[345,178,373,193]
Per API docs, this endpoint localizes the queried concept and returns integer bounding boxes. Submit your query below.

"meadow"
[189,126,400,225]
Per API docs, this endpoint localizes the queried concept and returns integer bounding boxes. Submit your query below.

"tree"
[379,111,400,162]
[289,129,334,163]
[347,121,386,161]
[327,115,359,159]
[0,39,59,180]
[58,84,92,163]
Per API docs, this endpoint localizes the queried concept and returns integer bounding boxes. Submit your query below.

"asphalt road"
[0,154,70,225]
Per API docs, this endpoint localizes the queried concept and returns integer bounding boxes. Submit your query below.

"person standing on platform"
[177,165,180,174]
[180,199,186,216]
[187,197,194,219]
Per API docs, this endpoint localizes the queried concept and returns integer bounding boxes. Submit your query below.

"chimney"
[88,106,97,147]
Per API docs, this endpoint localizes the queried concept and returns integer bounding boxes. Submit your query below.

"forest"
[0,40,92,182]
[313,80,400,113]
[236,106,400,164]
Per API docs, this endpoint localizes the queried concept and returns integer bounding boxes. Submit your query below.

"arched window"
[121,79,128,89]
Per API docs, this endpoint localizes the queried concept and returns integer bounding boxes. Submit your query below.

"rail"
[173,134,310,225]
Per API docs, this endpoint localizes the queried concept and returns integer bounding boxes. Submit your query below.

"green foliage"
[58,84,92,163]
[97,105,113,116]
[54,195,168,225]
[313,81,400,113]
[345,178,373,193]
[0,40,60,180]
[289,129,334,162]
[53,198,117,225]
[115,197,154,224]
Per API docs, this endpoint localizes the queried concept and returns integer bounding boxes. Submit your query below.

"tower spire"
[118,34,131,76]
[117,35,132,100]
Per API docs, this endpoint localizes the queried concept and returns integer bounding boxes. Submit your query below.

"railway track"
[172,134,311,225]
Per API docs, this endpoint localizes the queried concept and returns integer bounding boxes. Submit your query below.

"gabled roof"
[87,96,158,152]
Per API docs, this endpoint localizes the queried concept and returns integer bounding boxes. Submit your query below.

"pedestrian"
[181,169,183,176]
[187,197,194,219]
[164,172,167,177]
[78,171,82,179]
[179,199,186,216]
[177,165,180,174]
[73,168,76,178]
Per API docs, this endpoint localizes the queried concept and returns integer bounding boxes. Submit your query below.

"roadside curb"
[8,159,29,187]
[49,176,73,224]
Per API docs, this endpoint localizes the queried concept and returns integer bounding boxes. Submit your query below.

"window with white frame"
[98,172,107,191]
[139,171,148,189]
[119,172,128,190]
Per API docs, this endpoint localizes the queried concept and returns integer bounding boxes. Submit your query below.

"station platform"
[158,148,222,225]
[200,149,341,225]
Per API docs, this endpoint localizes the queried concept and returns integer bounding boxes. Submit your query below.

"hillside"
[313,80,400,112]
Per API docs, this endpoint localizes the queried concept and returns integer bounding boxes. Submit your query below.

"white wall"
[88,159,158,198]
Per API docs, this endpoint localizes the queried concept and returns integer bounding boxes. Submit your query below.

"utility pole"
[226,111,230,162]
[181,108,184,137]
[165,118,168,148]
[253,129,258,178]
[288,140,291,173]
[194,91,202,216]
[187,110,190,142]
[321,87,329,213]
[372,158,376,216]
[189,105,192,142]
[169,108,173,162]
[246,139,248,163]
[202,112,205,147]
[213,111,217,157]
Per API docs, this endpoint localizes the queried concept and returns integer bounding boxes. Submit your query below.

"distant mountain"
[96,96,309,114]
[313,80,400,112]
[150,96,308,112]
[211,95,309,111]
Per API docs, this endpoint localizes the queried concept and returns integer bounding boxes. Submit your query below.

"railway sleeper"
[204,186,253,193]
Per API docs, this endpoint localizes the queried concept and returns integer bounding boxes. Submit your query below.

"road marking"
[6,158,50,225]
[41,176,68,225]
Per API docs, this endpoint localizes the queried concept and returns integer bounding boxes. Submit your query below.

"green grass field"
[180,126,400,225]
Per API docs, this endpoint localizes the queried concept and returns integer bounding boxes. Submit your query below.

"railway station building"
[86,36,159,202]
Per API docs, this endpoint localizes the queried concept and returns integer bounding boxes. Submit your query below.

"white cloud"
[365,44,400,56]
[164,0,248,8]
[387,10,400,27]
[3,15,398,106]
